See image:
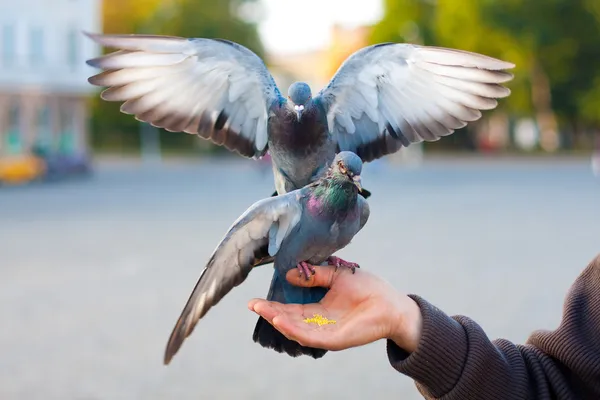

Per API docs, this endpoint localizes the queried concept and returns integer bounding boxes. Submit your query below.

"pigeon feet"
[297,261,316,280]
[327,256,360,274]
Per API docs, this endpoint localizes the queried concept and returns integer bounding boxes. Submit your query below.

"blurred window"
[36,104,52,151]
[1,25,15,66]
[30,27,44,65]
[59,104,76,154]
[6,102,22,155]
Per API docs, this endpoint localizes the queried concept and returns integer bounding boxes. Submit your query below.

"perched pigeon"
[164,152,369,363]
[84,32,515,200]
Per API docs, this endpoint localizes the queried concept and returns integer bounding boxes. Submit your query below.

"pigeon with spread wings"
[85,33,514,200]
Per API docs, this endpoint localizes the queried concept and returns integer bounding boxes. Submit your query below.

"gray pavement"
[1,156,599,400]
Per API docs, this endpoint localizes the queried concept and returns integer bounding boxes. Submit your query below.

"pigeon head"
[331,151,363,192]
[287,82,312,119]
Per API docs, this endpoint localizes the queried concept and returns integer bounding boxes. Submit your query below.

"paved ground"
[1,156,599,400]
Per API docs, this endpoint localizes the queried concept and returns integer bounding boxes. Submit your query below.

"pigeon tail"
[252,270,328,359]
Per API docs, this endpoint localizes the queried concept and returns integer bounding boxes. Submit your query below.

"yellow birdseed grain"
[303,314,337,326]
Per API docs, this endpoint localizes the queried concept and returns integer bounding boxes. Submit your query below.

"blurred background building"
[0,0,101,159]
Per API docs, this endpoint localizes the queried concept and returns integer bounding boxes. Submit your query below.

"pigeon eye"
[338,162,347,174]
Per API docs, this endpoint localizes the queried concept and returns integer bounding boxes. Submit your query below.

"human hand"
[248,265,423,353]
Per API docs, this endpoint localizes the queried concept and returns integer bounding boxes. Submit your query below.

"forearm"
[387,254,600,399]
[387,295,532,399]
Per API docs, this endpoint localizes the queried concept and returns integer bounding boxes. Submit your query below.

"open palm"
[248,265,420,352]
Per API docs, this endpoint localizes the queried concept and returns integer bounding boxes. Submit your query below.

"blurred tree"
[369,0,600,152]
[102,0,166,34]
[370,0,436,46]
[150,0,264,56]
[369,0,512,151]
[91,0,265,154]
[483,0,600,149]
[581,0,600,129]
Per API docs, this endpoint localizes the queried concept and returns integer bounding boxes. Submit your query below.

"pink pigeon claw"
[297,261,316,280]
[327,256,360,274]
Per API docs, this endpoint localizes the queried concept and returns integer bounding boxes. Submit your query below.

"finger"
[252,300,305,319]
[247,298,263,311]
[249,298,296,312]
[285,265,338,288]
[253,301,282,322]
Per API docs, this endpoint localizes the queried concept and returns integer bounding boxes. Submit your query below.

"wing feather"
[315,43,515,162]
[163,192,303,364]
[85,32,283,158]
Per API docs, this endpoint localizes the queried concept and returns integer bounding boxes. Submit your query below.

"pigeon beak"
[352,175,363,192]
[294,104,304,120]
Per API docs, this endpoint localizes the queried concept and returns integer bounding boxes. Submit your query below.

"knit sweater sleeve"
[387,254,600,400]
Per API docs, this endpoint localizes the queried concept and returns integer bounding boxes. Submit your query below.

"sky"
[258,0,383,54]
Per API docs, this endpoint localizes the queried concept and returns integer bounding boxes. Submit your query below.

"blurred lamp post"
[139,122,161,164]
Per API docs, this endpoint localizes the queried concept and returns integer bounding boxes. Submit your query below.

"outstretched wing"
[315,43,515,162]
[85,32,284,158]
[164,191,304,364]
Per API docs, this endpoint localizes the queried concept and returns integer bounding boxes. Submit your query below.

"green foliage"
[149,0,264,57]
[370,0,436,45]
[370,0,600,149]
[483,0,600,124]
[91,0,265,154]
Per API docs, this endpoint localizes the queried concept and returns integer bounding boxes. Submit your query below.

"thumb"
[285,265,338,288]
